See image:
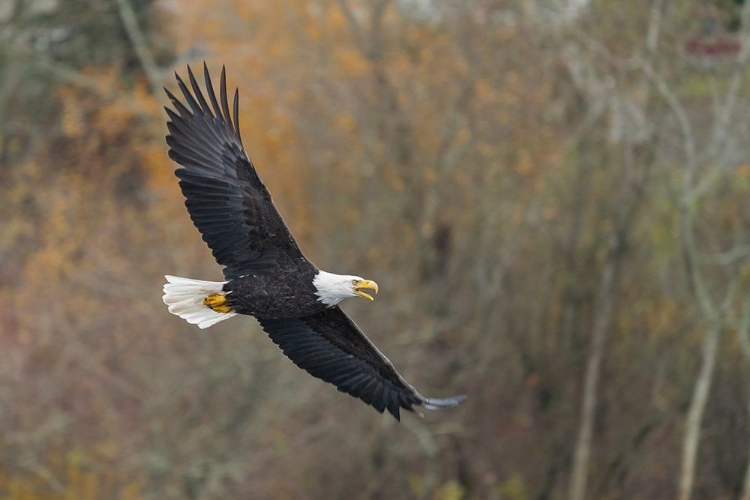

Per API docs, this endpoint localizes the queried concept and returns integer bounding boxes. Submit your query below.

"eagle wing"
[258,307,466,420]
[165,64,307,279]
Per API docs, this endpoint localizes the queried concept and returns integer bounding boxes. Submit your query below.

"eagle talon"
[204,293,233,313]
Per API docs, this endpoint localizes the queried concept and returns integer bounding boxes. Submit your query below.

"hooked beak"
[354,280,379,301]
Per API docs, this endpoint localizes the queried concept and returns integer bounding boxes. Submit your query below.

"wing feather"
[165,64,308,279]
[220,67,233,133]
[203,67,223,120]
[258,307,466,420]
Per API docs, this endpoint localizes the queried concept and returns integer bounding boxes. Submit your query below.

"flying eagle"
[161,64,466,420]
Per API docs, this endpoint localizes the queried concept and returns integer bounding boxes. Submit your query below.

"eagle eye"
[352,279,358,286]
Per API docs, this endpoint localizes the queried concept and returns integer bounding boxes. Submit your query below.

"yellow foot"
[203,293,233,313]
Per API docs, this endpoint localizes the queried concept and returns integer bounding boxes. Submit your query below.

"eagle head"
[313,271,379,306]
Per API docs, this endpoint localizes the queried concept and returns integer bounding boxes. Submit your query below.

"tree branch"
[115,0,162,95]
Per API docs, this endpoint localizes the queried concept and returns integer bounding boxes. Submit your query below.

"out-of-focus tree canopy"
[3,0,750,499]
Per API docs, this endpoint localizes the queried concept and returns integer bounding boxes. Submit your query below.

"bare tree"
[641,3,750,498]
[568,4,663,499]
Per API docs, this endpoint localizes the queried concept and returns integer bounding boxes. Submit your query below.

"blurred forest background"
[4,0,750,498]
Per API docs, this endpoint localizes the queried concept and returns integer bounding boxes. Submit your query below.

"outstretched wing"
[258,307,466,420]
[165,64,308,279]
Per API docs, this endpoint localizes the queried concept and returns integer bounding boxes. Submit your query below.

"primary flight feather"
[162,64,466,420]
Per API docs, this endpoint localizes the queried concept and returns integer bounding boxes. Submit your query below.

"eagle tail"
[162,275,237,329]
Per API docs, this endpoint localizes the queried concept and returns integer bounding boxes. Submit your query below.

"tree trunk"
[740,389,750,500]
[677,324,720,500]
[568,251,620,500]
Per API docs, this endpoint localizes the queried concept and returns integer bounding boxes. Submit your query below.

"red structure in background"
[685,35,741,57]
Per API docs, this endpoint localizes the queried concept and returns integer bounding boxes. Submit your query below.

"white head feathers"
[313,271,378,306]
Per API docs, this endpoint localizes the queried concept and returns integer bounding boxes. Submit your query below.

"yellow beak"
[354,280,379,301]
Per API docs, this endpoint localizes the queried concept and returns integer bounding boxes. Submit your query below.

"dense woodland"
[3,0,750,498]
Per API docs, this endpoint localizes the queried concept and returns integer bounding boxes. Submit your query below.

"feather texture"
[164,63,309,279]
[259,307,466,420]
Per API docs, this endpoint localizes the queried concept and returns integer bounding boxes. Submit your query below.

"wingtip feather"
[422,394,468,410]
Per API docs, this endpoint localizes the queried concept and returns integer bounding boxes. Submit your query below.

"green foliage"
[498,473,527,500]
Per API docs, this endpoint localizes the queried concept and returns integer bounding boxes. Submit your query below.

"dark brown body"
[223,263,324,319]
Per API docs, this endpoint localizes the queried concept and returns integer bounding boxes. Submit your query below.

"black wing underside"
[259,307,466,420]
[165,64,307,279]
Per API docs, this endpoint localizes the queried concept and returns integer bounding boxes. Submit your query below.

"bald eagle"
[161,64,466,420]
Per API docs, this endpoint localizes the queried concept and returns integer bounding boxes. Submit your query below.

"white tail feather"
[162,275,237,329]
